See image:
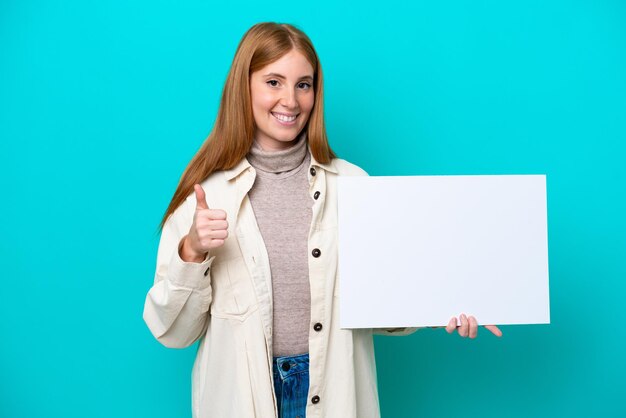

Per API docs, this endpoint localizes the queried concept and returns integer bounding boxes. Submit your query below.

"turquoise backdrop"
[1,1,625,417]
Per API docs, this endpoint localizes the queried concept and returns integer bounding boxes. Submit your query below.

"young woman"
[143,22,502,418]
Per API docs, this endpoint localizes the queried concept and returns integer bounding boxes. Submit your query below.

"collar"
[224,158,252,181]
[248,134,308,175]
[224,144,338,181]
[309,144,338,174]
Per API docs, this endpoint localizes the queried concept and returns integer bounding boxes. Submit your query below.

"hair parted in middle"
[160,22,336,230]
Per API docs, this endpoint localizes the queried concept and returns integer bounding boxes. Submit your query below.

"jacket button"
[313,191,320,200]
[311,395,320,404]
[312,248,321,258]
[310,167,316,176]
[313,323,323,332]
[281,362,291,372]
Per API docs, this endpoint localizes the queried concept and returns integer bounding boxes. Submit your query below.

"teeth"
[273,112,297,122]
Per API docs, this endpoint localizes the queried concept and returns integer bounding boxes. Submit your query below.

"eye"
[298,82,312,90]
[267,80,279,87]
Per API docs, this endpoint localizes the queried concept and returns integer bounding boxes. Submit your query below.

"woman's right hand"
[180,184,229,263]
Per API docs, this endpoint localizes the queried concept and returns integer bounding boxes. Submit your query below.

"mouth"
[271,111,298,126]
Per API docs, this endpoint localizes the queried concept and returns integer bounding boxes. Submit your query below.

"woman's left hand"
[444,314,502,338]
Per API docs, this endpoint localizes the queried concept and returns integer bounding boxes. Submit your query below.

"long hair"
[159,22,335,230]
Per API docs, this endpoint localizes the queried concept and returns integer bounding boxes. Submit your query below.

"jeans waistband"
[273,353,309,379]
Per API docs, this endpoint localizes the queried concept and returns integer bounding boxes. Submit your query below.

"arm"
[373,327,422,336]
[142,192,216,349]
[374,316,503,338]
[143,184,228,348]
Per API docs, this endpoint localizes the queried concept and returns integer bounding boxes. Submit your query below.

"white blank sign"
[337,175,550,329]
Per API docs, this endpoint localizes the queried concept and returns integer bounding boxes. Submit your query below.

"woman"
[143,22,502,418]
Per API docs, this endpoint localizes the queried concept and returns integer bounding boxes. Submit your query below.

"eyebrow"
[263,72,314,82]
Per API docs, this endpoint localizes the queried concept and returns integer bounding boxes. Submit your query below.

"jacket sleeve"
[373,327,421,336]
[143,196,215,348]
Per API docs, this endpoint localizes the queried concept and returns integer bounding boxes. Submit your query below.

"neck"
[255,137,299,152]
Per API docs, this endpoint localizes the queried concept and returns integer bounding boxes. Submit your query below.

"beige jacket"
[143,152,416,418]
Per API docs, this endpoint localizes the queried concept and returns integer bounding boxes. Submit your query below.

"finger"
[207,229,228,240]
[445,317,457,334]
[194,184,209,210]
[208,209,227,220]
[196,218,228,230]
[459,314,468,337]
[207,220,228,230]
[208,239,225,249]
[468,316,478,339]
[484,325,503,337]
[196,209,227,221]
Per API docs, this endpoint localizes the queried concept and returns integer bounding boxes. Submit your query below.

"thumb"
[193,184,209,210]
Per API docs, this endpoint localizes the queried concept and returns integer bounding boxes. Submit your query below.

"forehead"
[257,50,314,77]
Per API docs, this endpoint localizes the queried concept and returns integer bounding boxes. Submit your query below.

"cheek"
[302,93,315,114]
[252,91,276,114]
[252,97,274,127]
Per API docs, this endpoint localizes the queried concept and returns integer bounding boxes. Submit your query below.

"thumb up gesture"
[180,184,228,263]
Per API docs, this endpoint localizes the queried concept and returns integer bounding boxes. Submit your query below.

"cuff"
[167,245,215,290]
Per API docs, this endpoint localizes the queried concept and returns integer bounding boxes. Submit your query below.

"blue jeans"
[272,353,310,418]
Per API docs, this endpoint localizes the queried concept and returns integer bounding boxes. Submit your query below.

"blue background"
[1,1,625,417]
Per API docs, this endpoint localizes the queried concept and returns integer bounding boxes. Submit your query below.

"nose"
[280,87,298,109]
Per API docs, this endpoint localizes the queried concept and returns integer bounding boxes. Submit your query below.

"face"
[249,49,315,151]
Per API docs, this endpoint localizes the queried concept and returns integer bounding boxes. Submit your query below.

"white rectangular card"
[337,175,550,328]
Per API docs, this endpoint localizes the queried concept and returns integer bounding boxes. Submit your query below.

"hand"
[181,184,228,262]
[444,314,503,338]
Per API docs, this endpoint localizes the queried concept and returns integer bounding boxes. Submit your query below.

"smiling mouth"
[271,112,298,124]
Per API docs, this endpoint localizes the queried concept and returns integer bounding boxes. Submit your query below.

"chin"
[274,133,301,143]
